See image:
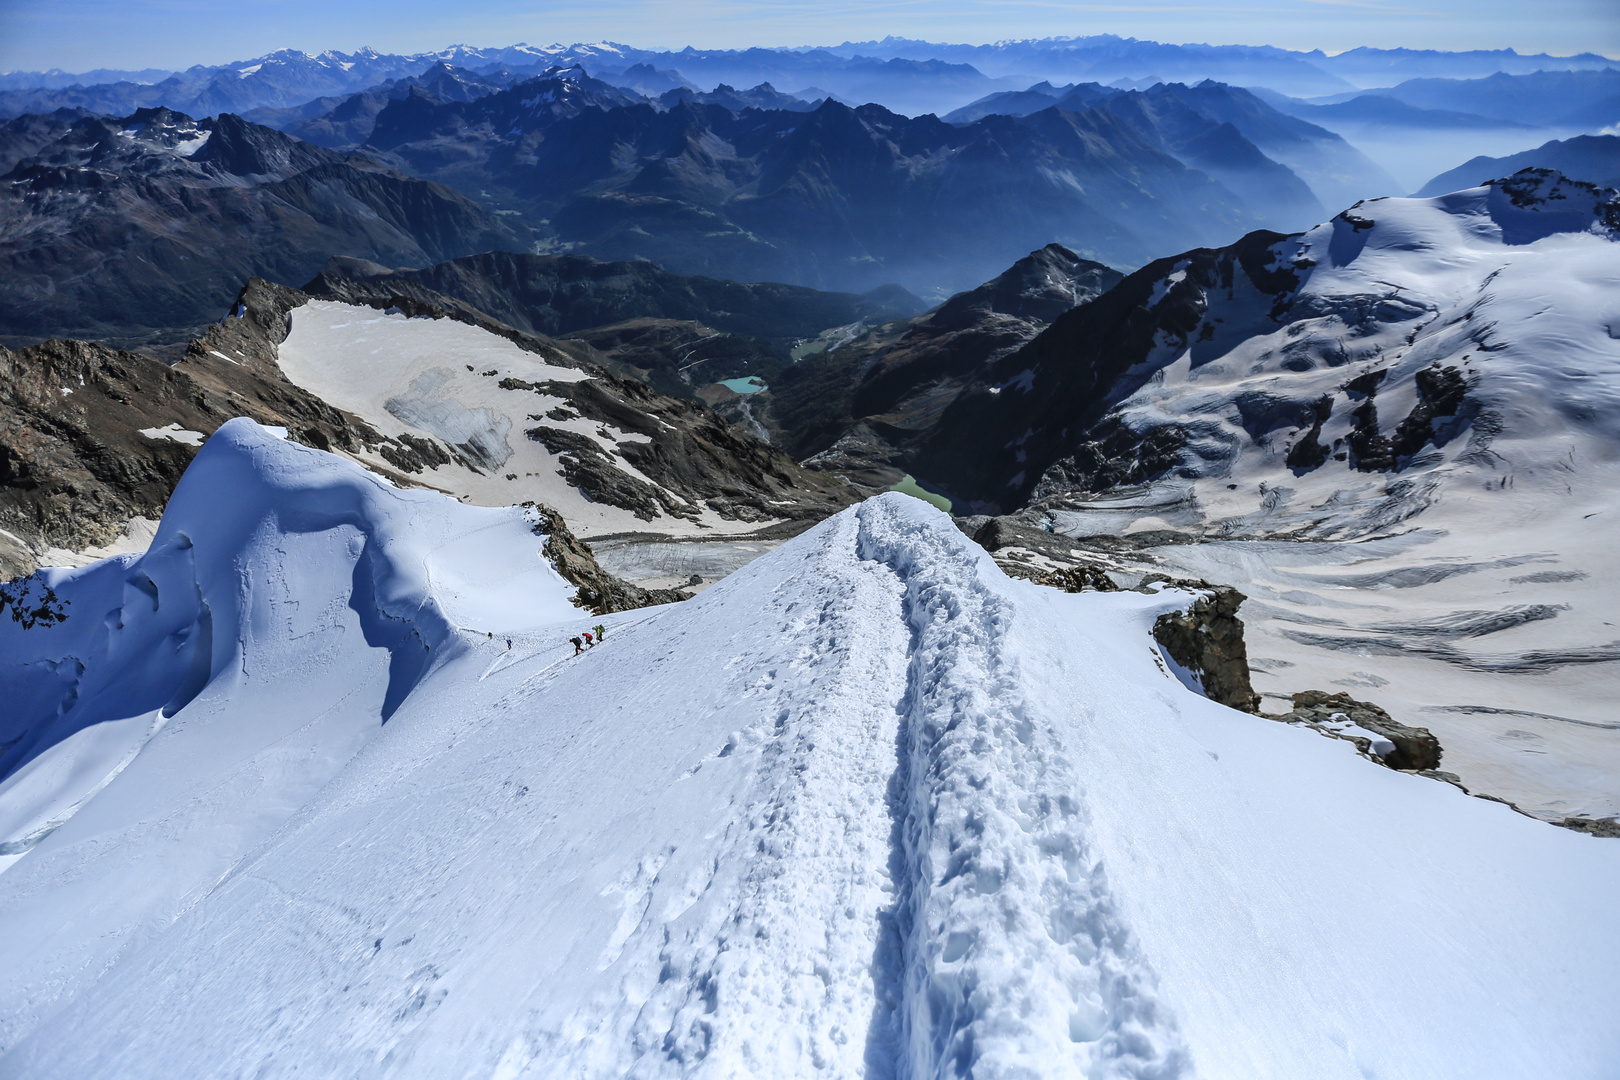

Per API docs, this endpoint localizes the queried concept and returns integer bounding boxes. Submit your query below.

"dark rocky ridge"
[526,504,693,614]
[765,244,1122,490]
[0,108,528,345]
[920,227,1302,510]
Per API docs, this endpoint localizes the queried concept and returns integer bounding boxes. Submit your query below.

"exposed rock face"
[510,370,851,524]
[0,338,207,572]
[1270,690,1444,772]
[1150,585,1263,713]
[851,245,1123,422]
[1558,817,1620,838]
[774,245,1120,487]
[0,108,527,344]
[1027,564,1119,593]
[526,504,691,614]
[524,425,681,522]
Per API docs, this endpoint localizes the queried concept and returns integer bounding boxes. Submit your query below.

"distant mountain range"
[1301,69,1620,130]
[942,78,1396,211]
[0,45,1019,122]
[6,38,1615,117]
[826,36,1620,96]
[344,67,1363,295]
[7,53,1617,344]
[0,108,526,344]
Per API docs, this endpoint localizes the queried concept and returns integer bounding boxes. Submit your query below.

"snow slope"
[1,428,1617,1078]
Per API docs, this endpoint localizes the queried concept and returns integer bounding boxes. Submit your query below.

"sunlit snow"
[0,421,1616,1077]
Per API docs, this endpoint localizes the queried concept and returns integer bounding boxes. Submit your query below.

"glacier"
[0,419,1618,1078]
[998,171,1620,821]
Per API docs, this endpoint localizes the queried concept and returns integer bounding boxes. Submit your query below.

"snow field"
[276,301,782,537]
[0,420,581,1050]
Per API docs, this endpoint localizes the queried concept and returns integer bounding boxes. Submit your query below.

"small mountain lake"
[718,377,768,394]
[888,474,953,513]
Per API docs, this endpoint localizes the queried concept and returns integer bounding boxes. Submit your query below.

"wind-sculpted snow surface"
[0,419,580,1035]
[0,466,1618,1077]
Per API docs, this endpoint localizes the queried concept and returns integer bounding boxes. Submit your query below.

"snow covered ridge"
[942,168,1620,518]
[0,419,578,871]
[2,429,1619,1076]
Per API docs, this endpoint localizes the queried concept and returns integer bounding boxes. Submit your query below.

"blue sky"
[1,0,1616,74]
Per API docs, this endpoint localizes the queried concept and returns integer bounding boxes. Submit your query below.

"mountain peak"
[193,111,335,179]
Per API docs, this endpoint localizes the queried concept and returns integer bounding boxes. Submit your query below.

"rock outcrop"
[1150,585,1263,713]
[1270,690,1444,772]
[525,504,692,614]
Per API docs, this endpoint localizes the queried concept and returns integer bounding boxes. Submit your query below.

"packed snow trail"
[0,429,1617,1078]
[854,502,1185,1078]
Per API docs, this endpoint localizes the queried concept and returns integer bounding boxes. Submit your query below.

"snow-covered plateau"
[1,419,1617,1078]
